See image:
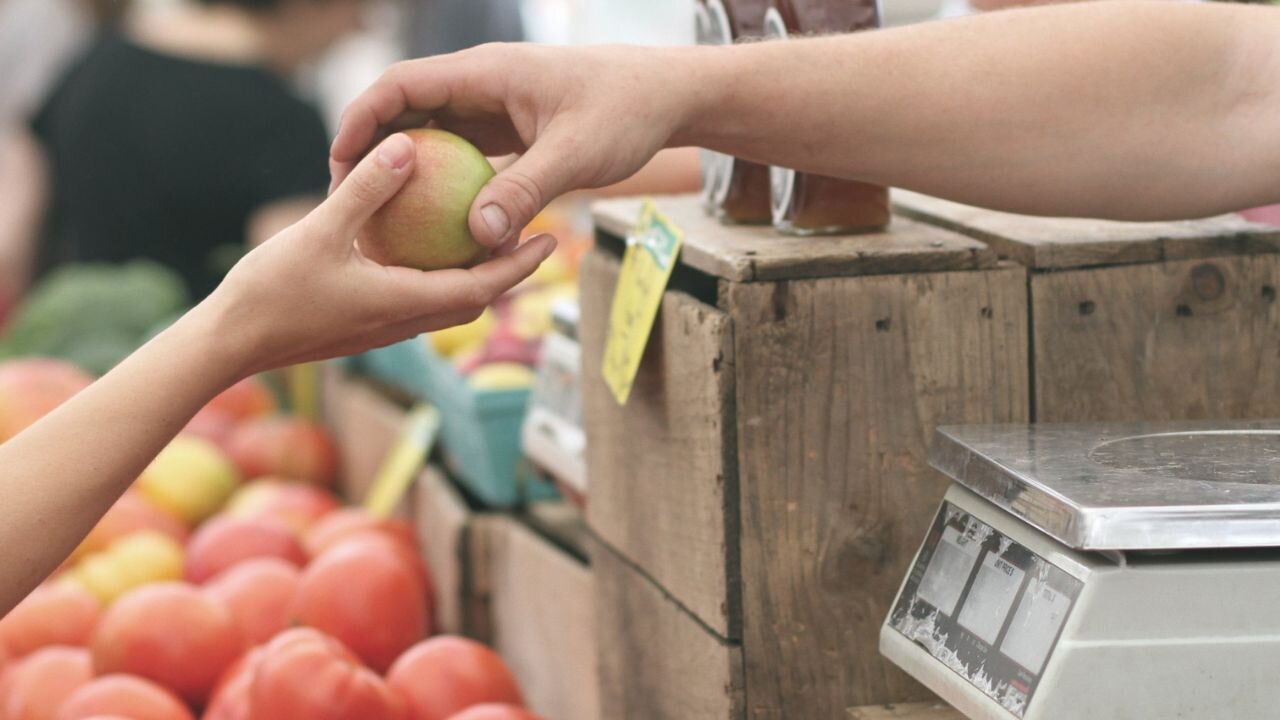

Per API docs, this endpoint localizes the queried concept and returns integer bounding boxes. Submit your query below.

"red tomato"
[203,558,301,646]
[226,418,338,487]
[182,406,237,449]
[0,646,93,720]
[0,359,92,443]
[202,377,277,424]
[249,628,405,720]
[184,515,307,584]
[387,637,524,720]
[292,536,428,673]
[303,509,416,558]
[203,647,265,720]
[0,585,100,658]
[90,583,244,705]
[224,479,340,534]
[56,674,194,720]
[446,705,544,720]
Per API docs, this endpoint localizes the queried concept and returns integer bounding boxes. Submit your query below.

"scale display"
[889,502,1083,717]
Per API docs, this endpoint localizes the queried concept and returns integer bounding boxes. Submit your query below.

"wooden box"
[894,192,1280,422]
[321,365,411,509]
[581,196,1029,718]
[411,465,501,641]
[488,506,598,720]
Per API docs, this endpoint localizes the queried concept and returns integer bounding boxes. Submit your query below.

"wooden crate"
[411,465,501,641]
[582,196,1029,718]
[322,365,411,509]
[488,507,598,720]
[895,191,1280,422]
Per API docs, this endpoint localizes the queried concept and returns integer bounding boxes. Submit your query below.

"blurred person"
[406,0,523,57]
[0,132,556,612]
[0,0,367,303]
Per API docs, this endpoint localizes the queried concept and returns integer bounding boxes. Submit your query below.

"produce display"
[0,362,543,720]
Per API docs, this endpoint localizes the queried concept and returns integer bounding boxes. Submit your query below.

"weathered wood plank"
[412,466,495,640]
[592,195,996,282]
[847,702,964,719]
[894,190,1280,270]
[490,516,598,720]
[1033,255,1280,422]
[729,264,1030,717]
[580,249,739,638]
[592,537,744,720]
[324,371,409,510]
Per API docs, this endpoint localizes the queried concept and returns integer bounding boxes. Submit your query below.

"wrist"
[667,45,737,149]
[169,293,259,389]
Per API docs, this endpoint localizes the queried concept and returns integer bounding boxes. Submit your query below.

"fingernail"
[480,204,510,241]
[539,236,558,260]
[377,134,413,169]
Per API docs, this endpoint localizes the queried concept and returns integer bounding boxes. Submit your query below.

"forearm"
[0,302,246,610]
[682,2,1280,220]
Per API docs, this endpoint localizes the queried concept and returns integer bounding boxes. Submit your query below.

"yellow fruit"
[137,437,240,525]
[429,308,496,357]
[468,363,536,391]
[520,251,574,289]
[510,283,577,340]
[64,531,184,604]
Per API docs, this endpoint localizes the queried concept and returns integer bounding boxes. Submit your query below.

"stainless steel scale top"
[930,420,1280,551]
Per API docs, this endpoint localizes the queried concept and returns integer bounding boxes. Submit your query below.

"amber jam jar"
[696,0,772,224]
[765,0,890,235]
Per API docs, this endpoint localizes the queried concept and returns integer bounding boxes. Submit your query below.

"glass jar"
[696,0,773,224]
[765,0,890,235]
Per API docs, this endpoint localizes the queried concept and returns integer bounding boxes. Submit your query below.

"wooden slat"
[326,372,408,509]
[592,537,744,720]
[847,703,964,719]
[490,516,598,720]
[580,249,739,638]
[895,191,1280,270]
[1033,255,1280,422]
[729,264,1029,716]
[591,195,995,282]
[412,467,495,641]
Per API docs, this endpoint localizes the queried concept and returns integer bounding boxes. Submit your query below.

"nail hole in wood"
[1176,304,1193,317]
[1078,301,1095,316]
[980,307,993,319]
[1263,285,1276,303]
[875,318,891,332]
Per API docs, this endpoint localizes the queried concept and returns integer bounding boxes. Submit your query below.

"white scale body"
[881,421,1280,719]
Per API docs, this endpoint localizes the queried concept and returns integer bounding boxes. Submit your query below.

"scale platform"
[881,420,1280,720]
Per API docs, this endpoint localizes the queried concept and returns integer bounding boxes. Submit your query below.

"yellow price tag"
[602,200,684,406]
[364,404,440,518]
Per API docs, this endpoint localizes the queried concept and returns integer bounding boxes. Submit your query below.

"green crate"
[356,339,433,400]
[421,341,559,508]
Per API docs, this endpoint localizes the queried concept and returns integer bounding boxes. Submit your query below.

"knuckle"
[495,171,545,223]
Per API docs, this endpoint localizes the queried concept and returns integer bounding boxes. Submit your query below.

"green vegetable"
[0,262,189,375]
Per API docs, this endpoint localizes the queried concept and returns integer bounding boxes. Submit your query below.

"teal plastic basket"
[357,338,433,400]
[420,342,559,508]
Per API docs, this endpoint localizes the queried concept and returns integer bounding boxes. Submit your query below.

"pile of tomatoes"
[0,374,541,720]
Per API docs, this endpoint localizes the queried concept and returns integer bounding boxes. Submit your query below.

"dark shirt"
[31,32,330,298]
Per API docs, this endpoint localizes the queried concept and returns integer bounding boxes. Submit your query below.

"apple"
[62,532,185,605]
[430,308,496,358]
[224,479,340,534]
[0,359,92,442]
[361,129,495,271]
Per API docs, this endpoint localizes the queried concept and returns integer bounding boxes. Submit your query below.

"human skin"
[331,1,1280,246]
[0,133,554,614]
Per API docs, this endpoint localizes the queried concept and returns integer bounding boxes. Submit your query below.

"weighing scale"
[881,420,1280,719]
[520,297,586,504]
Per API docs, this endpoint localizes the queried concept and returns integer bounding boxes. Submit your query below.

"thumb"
[469,131,579,249]
[312,133,416,245]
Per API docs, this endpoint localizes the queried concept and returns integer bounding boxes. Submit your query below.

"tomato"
[203,558,300,645]
[292,536,428,673]
[226,418,338,487]
[203,647,265,720]
[303,509,416,558]
[249,628,405,720]
[387,637,524,720]
[184,515,307,584]
[72,490,189,563]
[90,583,244,705]
[56,675,194,720]
[445,705,544,720]
[225,480,340,534]
[0,585,100,657]
[0,646,93,720]
[0,359,92,443]
[202,377,277,424]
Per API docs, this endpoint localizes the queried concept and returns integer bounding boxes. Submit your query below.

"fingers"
[385,234,557,316]
[468,129,580,248]
[309,134,415,247]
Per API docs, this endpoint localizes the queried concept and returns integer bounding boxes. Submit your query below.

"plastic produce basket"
[421,341,559,508]
[355,338,433,400]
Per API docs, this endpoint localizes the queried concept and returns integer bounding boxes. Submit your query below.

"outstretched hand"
[203,131,556,378]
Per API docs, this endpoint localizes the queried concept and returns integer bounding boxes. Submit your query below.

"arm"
[0,133,555,612]
[332,0,1280,239]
